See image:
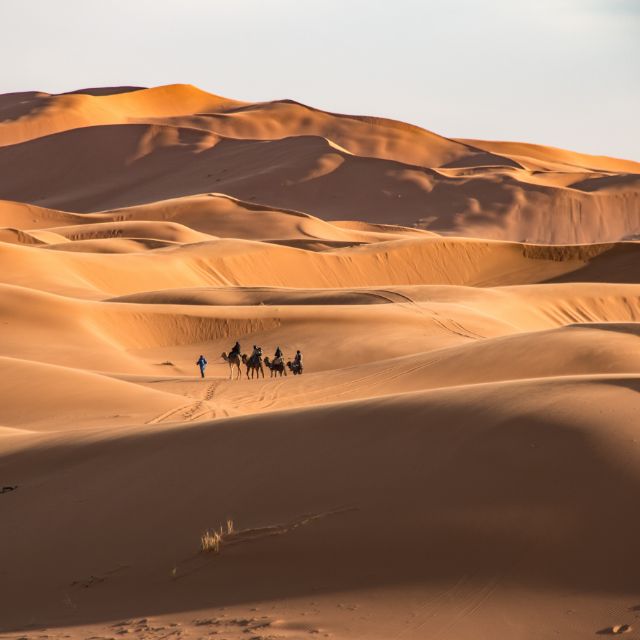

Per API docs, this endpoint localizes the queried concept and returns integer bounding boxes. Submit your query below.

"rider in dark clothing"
[230,341,241,357]
[250,345,262,363]
[293,350,303,371]
[274,346,283,364]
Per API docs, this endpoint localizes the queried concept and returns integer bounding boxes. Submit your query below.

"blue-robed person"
[196,354,208,378]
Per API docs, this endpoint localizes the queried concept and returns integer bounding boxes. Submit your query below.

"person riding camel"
[293,349,303,372]
[230,341,241,358]
[251,345,263,366]
[274,346,283,365]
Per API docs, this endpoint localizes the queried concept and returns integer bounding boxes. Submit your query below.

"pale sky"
[2,0,639,160]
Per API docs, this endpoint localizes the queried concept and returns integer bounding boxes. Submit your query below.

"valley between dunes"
[0,84,639,640]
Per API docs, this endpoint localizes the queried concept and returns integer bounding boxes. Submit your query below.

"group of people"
[196,342,303,378]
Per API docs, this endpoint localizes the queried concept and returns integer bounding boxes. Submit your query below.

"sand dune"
[0,84,245,146]
[0,83,639,640]
[458,137,640,173]
[2,233,639,299]
[0,356,184,430]
[0,123,637,243]
[46,219,216,244]
[1,84,638,242]
[2,376,639,639]
[0,198,87,228]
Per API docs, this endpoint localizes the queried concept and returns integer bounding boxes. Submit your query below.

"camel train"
[220,344,303,380]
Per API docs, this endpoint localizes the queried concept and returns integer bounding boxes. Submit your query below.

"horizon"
[2,0,639,161]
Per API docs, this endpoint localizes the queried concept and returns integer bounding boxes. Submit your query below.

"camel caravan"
[219,342,303,380]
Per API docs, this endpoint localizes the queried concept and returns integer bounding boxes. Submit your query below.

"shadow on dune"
[1,376,640,631]
[543,243,640,284]
[569,322,640,338]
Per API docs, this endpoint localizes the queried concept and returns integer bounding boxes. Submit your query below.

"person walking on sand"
[196,354,208,378]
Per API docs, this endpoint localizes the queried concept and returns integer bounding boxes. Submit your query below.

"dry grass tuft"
[201,530,222,553]
[200,518,235,554]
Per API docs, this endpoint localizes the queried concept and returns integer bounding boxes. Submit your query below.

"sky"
[1,0,639,160]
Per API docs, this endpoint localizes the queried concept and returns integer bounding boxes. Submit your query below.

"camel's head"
[241,354,248,363]
[264,357,271,366]
[221,352,227,359]
[286,361,292,369]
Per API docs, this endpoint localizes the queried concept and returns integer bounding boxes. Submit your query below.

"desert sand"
[0,84,639,640]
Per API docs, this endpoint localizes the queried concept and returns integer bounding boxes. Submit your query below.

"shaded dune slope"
[2,375,640,634]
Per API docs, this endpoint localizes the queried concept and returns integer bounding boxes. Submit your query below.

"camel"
[242,352,265,379]
[264,356,287,377]
[287,360,303,376]
[221,352,242,380]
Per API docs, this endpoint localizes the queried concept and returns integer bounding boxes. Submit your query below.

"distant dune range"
[1,84,639,640]
[1,84,639,243]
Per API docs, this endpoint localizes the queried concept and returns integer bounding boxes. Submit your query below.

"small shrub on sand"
[200,518,235,553]
[201,530,222,553]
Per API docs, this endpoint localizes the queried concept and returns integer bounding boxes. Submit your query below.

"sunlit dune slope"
[457,137,640,173]
[1,234,638,298]
[0,196,432,247]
